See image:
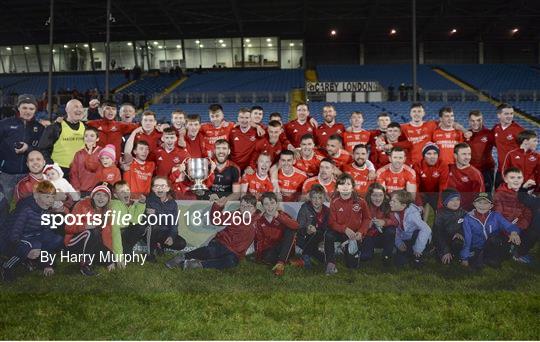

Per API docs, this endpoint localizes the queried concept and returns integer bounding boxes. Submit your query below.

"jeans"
[185,240,239,269]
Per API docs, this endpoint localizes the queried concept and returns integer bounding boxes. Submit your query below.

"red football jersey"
[134,129,162,150]
[342,163,372,195]
[249,138,283,169]
[184,133,208,158]
[294,152,325,178]
[14,174,41,203]
[401,121,438,164]
[492,122,524,172]
[328,149,353,170]
[445,164,485,211]
[240,173,273,196]
[376,164,417,193]
[151,146,190,177]
[342,130,372,153]
[284,119,316,148]
[96,166,121,185]
[200,122,235,153]
[315,122,345,147]
[413,159,448,194]
[277,168,307,202]
[86,119,138,161]
[123,160,156,197]
[229,127,260,171]
[466,127,495,172]
[502,148,540,185]
[431,127,464,165]
[301,176,336,194]
[370,136,413,169]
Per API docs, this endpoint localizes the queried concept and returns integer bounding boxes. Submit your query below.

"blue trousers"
[185,239,239,269]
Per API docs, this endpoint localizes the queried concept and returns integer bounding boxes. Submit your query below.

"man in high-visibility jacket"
[38,99,86,180]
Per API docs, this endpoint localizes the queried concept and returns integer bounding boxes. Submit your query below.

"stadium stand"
[437,64,540,98]
[317,64,461,90]
[117,74,179,98]
[0,72,126,95]
[174,70,304,92]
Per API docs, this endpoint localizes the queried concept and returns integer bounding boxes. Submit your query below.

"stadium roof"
[1,0,539,45]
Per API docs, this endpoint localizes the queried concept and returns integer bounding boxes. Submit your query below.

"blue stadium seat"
[0,72,126,95]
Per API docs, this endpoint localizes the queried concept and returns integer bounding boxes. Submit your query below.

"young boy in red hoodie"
[502,130,540,192]
[254,191,299,276]
[96,144,121,185]
[494,167,532,261]
[324,173,371,275]
[69,127,102,195]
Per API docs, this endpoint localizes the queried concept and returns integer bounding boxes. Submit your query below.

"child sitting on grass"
[254,192,299,276]
[109,181,147,268]
[432,188,467,265]
[389,189,432,268]
[294,184,329,269]
[460,192,521,269]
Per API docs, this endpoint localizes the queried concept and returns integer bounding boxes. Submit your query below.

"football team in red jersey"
[6,100,533,208]
[2,99,540,281]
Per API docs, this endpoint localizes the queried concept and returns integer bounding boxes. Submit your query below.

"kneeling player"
[165,194,260,270]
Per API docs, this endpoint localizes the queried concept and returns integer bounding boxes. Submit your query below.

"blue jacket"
[1,196,51,248]
[460,210,520,260]
[393,204,432,254]
[145,193,179,238]
[0,116,43,174]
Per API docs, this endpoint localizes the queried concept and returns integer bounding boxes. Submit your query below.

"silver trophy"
[185,158,210,191]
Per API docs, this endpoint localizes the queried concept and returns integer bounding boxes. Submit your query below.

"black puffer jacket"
[296,201,329,236]
[432,207,467,257]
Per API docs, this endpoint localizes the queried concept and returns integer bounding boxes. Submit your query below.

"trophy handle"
[181,157,192,181]
[201,157,213,182]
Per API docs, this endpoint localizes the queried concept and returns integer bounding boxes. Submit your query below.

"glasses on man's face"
[153,184,169,189]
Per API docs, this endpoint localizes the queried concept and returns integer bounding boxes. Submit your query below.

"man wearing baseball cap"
[460,192,521,269]
[0,94,44,202]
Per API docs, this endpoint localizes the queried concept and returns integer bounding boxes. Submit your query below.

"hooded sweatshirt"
[393,204,432,254]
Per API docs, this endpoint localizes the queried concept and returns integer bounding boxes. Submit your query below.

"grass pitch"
[1,254,539,340]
